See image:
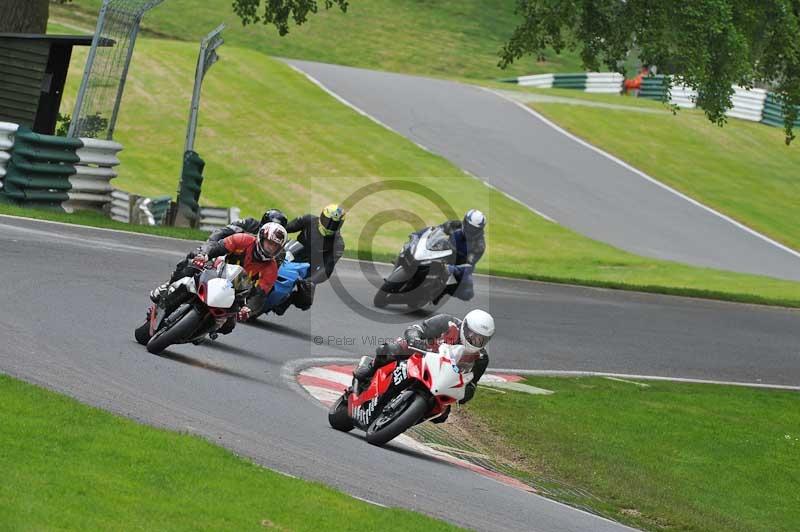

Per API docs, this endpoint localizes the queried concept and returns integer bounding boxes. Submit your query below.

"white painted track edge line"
[492,369,800,391]
[4,213,800,311]
[285,63,402,136]
[0,214,202,243]
[483,87,800,261]
[286,358,800,391]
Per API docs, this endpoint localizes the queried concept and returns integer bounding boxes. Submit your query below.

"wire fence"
[69,0,164,139]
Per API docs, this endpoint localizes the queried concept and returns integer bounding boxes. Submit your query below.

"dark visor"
[321,215,342,232]
[464,325,488,348]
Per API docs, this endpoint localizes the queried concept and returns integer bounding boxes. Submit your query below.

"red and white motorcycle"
[134,258,248,354]
[328,344,475,446]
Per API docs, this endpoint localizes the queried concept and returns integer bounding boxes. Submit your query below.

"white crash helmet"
[460,309,495,354]
[255,222,287,261]
[463,209,486,239]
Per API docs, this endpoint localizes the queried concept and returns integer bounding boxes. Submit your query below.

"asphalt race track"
[286,60,800,282]
[1,216,798,530]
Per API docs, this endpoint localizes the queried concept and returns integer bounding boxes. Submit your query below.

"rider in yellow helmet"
[278,204,346,312]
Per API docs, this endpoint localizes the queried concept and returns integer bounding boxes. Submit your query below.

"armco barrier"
[670,84,697,109]
[584,73,624,94]
[0,122,18,187]
[728,86,767,122]
[508,72,794,129]
[551,73,588,90]
[517,73,554,88]
[761,93,800,129]
[514,72,621,93]
[3,127,81,204]
[199,205,240,232]
[110,189,131,223]
[63,138,123,213]
[148,196,171,225]
[112,190,172,226]
[639,75,668,100]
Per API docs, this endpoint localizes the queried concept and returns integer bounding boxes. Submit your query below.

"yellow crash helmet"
[319,203,345,236]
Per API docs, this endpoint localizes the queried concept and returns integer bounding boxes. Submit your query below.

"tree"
[0,0,50,33]
[0,0,73,34]
[499,1,800,145]
[232,0,348,36]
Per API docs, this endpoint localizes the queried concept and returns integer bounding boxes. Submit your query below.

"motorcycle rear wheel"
[373,289,390,308]
[146,307,203,355]
[134,321,151,346]
[328,392,354,432]
[366,391,428,447]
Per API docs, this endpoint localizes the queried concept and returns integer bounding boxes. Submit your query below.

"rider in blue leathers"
[410,209,486,301]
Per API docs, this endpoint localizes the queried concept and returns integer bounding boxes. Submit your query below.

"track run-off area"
[1,215,799,530]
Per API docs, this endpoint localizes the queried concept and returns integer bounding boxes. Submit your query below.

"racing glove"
[377,338,408,358]
[448,264,474,276]
[458,382,477,404]
[457,264,474,276]
[236,306,251,322]
[191,254,208,269]
[431,405,451,424]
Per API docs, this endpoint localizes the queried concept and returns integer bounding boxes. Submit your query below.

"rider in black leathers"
[274,204,345,313]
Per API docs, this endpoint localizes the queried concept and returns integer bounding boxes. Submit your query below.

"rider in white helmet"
[353,309,495,419]
[407,209,486,302]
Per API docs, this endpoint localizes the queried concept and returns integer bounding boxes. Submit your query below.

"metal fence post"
[184,23,225,154]
[68,0,110,138]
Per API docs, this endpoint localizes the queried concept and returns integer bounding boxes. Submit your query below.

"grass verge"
[466,377,800,531]
[0,373,460,531]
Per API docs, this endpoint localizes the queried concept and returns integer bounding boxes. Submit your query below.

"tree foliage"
[500,0,800,145]
[231,0,348,36]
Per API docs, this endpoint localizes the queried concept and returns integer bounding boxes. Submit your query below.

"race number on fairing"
[393,362,408,385]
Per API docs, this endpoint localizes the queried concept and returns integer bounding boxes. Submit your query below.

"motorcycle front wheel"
[365,390,428,447]
[328,392,354,432]
[146,306,203,355]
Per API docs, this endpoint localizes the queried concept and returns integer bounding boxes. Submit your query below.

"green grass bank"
[468,377,800,531]
[0,374,460,531]
[55,0,587,80]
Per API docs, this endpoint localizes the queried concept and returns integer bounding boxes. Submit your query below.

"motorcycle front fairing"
[348,359,404,430]
[385,228,453,290]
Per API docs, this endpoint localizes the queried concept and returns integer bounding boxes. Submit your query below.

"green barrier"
[176,150,205,226]
[552,73,587,90]
[149,195,171,225]
[1,127,81,206]
[639,75,668,101]
[761,93,800,129]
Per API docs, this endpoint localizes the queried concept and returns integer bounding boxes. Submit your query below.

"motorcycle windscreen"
[425,227,451,251]
[413,229,452,262]
[205,277,235,308]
